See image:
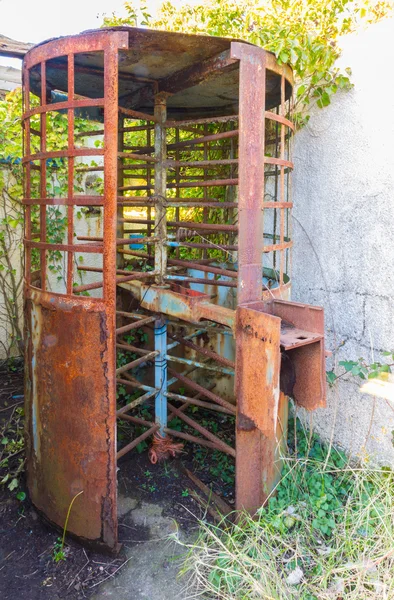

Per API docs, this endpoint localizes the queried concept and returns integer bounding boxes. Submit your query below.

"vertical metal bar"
[23,64,32,286]
[154,93,167,285]
[40,61,47,290]
[280,74,285,285]
[67,53,74,294]
[175,127,180,258]
[154,317,167,435]
[117,112,125,271]
[146,124,152,257]
[202,124,208,260]
[230,43,266,305]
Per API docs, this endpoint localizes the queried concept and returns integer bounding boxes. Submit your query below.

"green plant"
[103,0,392,126]
[327,351,393,386]
[176,419,394,599]
[0,405,25,493]
[181,489,189,497]
[52,490,84,562]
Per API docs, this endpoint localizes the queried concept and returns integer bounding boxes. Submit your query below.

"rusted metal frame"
[117,424,160,460]
[160,49,238,95]
[67,53,75,294]
[231,42,265,305]
[22,98,105,121]
[116,350,159,376]
[73,271,156,294]
[22,196,104,206]
[167,332,235,369]
[168,367,236,414]
[25,240,103,253]
[165,240,238,251]
[23,64,32,286]
[117,377,156,394]
[116,316,156,336]
[22,148,104,164]
[154,93,168,286]
[166,328,207,352]
[280,74,286,286]
[167,201,238,208]
[118,105,157,123]
[39,61,47,291]
[76,235,159,245]
[202,124,209,260]
[167,221,237,232]
[166,402,236,457]
[117,196,217,204]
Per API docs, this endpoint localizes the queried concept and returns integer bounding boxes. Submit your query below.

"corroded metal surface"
[24,290,117,548]
[23,25,327,550]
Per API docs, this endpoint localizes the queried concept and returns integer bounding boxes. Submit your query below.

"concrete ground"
[92,494,192,600]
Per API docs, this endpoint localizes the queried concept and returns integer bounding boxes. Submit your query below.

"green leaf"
[8,478,18,491]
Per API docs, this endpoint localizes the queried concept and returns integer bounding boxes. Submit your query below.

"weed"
[181,489,189,497]
[52,490,83,563]
[178,419,394,599]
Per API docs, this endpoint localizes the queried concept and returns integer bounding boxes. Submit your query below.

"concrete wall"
[292,18,394,465]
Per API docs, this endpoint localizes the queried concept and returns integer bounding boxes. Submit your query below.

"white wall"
[292,18,394,465]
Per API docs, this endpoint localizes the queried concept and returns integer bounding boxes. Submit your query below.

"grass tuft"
[176,419,394,599]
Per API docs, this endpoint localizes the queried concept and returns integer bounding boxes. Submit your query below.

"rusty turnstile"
[23,28,326,551]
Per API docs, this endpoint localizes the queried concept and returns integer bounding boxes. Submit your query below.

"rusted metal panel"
[271,300,326,410]
[231,42,266,305]
[235,304,281,512]
[24,290,117,549]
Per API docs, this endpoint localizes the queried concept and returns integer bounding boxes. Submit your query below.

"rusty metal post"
[154,93,168,286]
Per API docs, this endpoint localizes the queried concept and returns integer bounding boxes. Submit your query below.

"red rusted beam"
[168,368,236,414]
[115,316,156,336]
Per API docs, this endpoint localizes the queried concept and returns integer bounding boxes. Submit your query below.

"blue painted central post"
[154,316,167,435]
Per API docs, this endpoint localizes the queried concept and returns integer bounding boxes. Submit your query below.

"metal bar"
[166,354,234,375]
[118,151,157,162]
[165,391,234,415]
[154,317,167,436]
[116,388,158,417]
[118,105,156,122]
[154,93,167,285]
[25,240,103,253]
[116,350,159,376]
[116,342,152,356]
[117,377,156,394]
[22,196,105,206]
[163,428,224,452]
[166,402,235,457]
[168,368,236,414]
[22,148,104,163]
[39,60,47,291]
[166,329,206,352]
[72,271,156,293]
[117,424,159,460]
[164,114,238,128]
[167,332,235,368]
[164,276,237,288]
[67,53,75,294]
[116,316,156,336]
[22,97,105,120]
[166,178,238,189]
[165,159,238,168]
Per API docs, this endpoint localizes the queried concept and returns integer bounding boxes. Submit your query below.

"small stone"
[286,567,303,585]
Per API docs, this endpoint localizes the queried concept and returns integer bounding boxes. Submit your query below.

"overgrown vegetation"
[177,418,394,599]
[104,0,393,126]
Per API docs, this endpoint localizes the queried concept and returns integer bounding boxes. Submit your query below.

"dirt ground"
[0,368,233,599]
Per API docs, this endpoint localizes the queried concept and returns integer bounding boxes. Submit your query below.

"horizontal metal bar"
[166,129,238,150]
[116,350,159,376]
[22,196,104,206]
[163,427,224,452]
[117,377,156,394]
[22,148,104,164]
[165,201,237,208]
[165,159,238,168]
[24,240,103,253]
[116,342,152,356]
[166,329,206,352]
[116,316,156,336]
[166,178,238,189]
[168,258,238,279]
[118,106,156,122]
[164,276,237,288]
[164,114,238,127]
[22,97,105,120]
[166,402,235,457]
[168,332,235,368]
[166,354,234,375]
[118,151,157,163]
[117,424,159,460]
[116,388,158,416]
[168,368,236,414]
[165,391,234,415]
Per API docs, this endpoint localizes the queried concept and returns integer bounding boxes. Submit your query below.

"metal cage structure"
[22,27,327,551]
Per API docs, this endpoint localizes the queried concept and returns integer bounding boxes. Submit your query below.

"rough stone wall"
[292,18,394,465]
